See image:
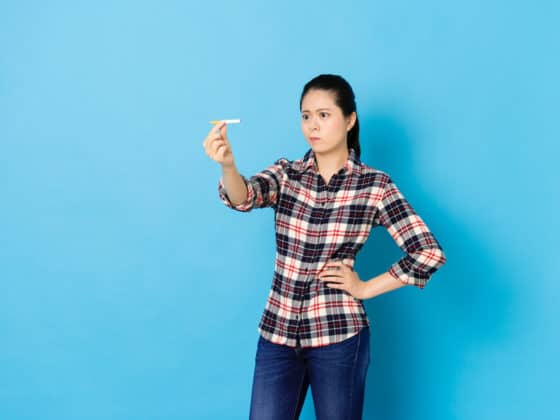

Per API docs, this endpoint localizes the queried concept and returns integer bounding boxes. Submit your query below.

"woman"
[202,74,447,419]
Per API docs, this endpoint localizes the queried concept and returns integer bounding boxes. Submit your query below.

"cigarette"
[209,119,241,125]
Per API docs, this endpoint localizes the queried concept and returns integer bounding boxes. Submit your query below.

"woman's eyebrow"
[301,107,332,113]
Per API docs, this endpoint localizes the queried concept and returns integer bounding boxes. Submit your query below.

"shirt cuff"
[388,264,428,290]
[218,176,255,212]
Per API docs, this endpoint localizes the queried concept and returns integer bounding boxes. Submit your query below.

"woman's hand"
[318,259,367,300]
[202,121,235,167]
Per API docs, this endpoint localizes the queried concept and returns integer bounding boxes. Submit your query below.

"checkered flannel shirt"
[218,147,446,348]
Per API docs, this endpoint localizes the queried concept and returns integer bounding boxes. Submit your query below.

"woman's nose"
[309,118,319,131]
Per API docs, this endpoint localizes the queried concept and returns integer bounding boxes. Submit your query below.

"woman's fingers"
[214,121,226,138]
[214,125,222,139]
[205,131,227,152]
[319,271,344,281]
[319,262,350,285]
[210,140,227,159]
[215,142,228,159]
[326,279,345,286]
[202,121,234,166]
[203,122,226,146]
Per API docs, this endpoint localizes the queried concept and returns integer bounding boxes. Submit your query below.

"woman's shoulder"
[357,160,392,185]
[270,149,312,173]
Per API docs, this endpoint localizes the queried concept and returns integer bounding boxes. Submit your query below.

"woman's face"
[300,89,356,156]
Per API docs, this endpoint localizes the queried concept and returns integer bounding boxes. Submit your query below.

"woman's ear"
[347,112,357,131]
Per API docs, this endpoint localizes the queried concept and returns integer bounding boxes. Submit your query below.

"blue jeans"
[249,327,370,420]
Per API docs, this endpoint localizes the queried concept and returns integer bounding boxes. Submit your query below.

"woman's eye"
[320,112,329,118]
[302,114,309,120]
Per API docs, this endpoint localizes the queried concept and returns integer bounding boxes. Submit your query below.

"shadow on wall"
[356,112,515,419]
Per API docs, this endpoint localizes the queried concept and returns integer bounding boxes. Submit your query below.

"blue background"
[1,1,558,419]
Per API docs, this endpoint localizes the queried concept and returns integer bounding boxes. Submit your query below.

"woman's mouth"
[310,137,320,142]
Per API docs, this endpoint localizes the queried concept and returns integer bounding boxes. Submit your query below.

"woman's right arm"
[203,120,286,211]
[202,121,248,206]
[220,164,248,207]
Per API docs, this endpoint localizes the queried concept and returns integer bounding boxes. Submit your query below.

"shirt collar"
[293,147,362,176]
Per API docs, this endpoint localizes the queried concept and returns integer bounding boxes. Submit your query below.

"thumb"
[214,121,225,138]
[219,122,228,139]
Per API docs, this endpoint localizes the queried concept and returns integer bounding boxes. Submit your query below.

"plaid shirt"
[218,147,446,348]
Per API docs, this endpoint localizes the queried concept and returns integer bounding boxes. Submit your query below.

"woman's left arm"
[375,175,447,290]
[318,175,447,299]
[318,265,407,300]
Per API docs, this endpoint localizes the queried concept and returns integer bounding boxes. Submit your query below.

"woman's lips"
[310,137,321,142]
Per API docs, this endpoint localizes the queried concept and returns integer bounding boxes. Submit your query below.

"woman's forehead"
[301,89,337,111]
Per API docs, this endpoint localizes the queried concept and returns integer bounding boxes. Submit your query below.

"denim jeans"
[249,326,370,420]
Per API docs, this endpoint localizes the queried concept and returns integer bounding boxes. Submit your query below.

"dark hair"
[299,74,361,158]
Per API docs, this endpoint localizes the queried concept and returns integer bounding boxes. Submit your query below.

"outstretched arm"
[203,121,249,207]
[220,164,248,207]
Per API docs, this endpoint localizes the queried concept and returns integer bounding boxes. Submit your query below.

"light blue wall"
[1,1,558,419]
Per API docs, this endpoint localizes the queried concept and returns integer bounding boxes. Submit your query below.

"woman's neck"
[314,147,349,176]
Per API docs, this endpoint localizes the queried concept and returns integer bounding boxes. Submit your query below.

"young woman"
[202,74,447,419]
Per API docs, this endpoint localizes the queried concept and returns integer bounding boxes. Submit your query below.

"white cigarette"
[209,119,241,125]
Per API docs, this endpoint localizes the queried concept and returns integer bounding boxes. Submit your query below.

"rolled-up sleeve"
[377,176,447,289]
[218,158,287,212]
